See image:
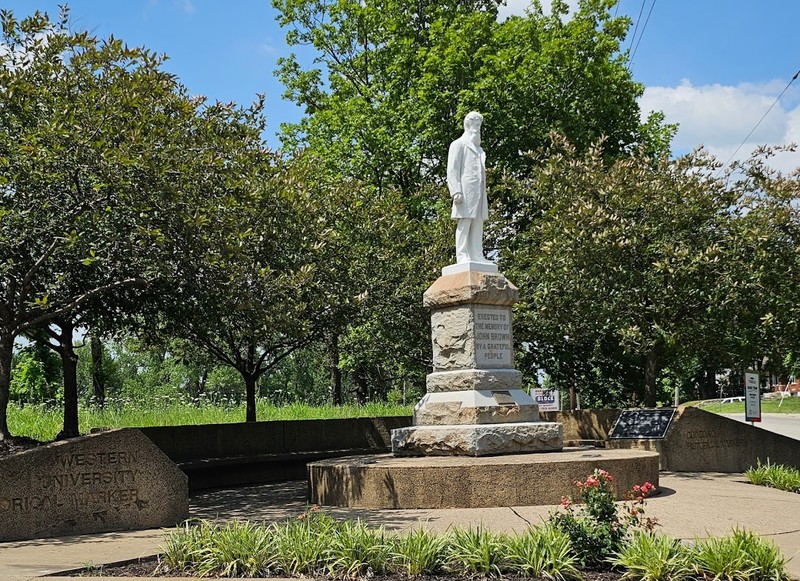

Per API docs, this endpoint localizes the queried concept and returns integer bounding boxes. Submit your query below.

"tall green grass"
[704,397,800,415]
[8,400,412,442]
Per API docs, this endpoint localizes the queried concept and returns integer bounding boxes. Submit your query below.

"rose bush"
[548,469,657,568]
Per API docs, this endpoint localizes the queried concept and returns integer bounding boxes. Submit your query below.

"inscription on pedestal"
[473,306,513,368]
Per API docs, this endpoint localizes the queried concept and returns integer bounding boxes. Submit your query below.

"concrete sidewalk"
[1,472,798,581]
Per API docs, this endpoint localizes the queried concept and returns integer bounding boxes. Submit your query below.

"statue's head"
[463,111,483,132]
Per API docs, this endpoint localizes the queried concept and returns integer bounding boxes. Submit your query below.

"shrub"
[548,469,657,568]
[10,349,60,404]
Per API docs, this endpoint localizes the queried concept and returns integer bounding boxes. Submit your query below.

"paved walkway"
[1,471,798,581]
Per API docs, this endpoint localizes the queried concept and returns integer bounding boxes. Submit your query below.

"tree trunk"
[0,335,13,440]
[58,320,80,439]
[196,368,208,398]
[644,347,661,408]
[60,342,80,439]
[355,365,368,406]
[329,334,342,406]
[700,368,716,400]
[90,334,105,407]
[244,374,257,422]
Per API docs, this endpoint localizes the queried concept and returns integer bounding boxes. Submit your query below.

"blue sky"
[5,0,800,170]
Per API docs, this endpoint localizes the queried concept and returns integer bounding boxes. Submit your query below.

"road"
[721,413,800,440]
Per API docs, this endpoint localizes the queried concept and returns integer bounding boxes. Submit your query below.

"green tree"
[715,147,800,383]
[503,138,737,407]
[10,344,61,404]
[0,8,259,438]
[146,151,329,422]
[272,0,667,402]
[274,0,655,192]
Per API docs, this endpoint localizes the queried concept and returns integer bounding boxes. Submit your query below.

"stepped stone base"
[392,422,563,456]
[413,389,539,425]
[308,448,660,508]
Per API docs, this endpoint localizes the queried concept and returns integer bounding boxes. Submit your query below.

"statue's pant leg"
[455,218,485,263]
[455,218,471,263]
[467,219,485,261]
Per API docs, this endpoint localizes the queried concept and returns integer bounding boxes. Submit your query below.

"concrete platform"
[308,448,660,508]
[3,472,799,580]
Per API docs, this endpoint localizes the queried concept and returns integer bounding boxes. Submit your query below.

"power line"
[630,0,656,66]
[627,0,647,56]
[717,69,800,175]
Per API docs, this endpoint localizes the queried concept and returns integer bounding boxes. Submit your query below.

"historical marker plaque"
[0,429,188,542]
[609,408,676,439]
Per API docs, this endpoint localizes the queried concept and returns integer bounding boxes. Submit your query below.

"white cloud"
[498,0,532,20]
[640,79,800,173]
[497,0,579,21]
[177,0,195,14]
[258,43,278,56]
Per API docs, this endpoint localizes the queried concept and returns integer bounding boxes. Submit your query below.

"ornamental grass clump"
[691,528,789,581]
[159,520,278,577]
[389,528,448,576]
[745,459,800,494]
[444,527,510,577]
[272,509,339,576]
[326,519,392,577]
[505,523,581,580]
[611,531,692,581]
[548,468,657,568]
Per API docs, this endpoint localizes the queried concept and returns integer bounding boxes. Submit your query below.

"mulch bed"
[72,556,624,580]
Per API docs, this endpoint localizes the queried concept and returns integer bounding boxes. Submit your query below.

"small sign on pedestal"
[532,388,559,412]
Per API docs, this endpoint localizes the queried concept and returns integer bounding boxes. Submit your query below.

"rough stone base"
[413,390,539,425]
[426,369,522,392]
[308,448,660,508]
[392,422,563,456]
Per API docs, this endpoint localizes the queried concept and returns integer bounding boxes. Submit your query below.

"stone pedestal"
[392,262,563,456]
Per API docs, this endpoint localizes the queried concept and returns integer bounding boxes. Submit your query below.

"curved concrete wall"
[607,406,800,472]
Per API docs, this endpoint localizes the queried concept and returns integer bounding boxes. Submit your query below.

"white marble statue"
[447,111,489,264]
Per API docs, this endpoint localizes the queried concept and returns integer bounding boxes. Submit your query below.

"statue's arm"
[446,141,463,201]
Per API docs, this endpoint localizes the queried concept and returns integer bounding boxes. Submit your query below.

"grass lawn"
[8,400,413,442]
[698,396,800,415]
